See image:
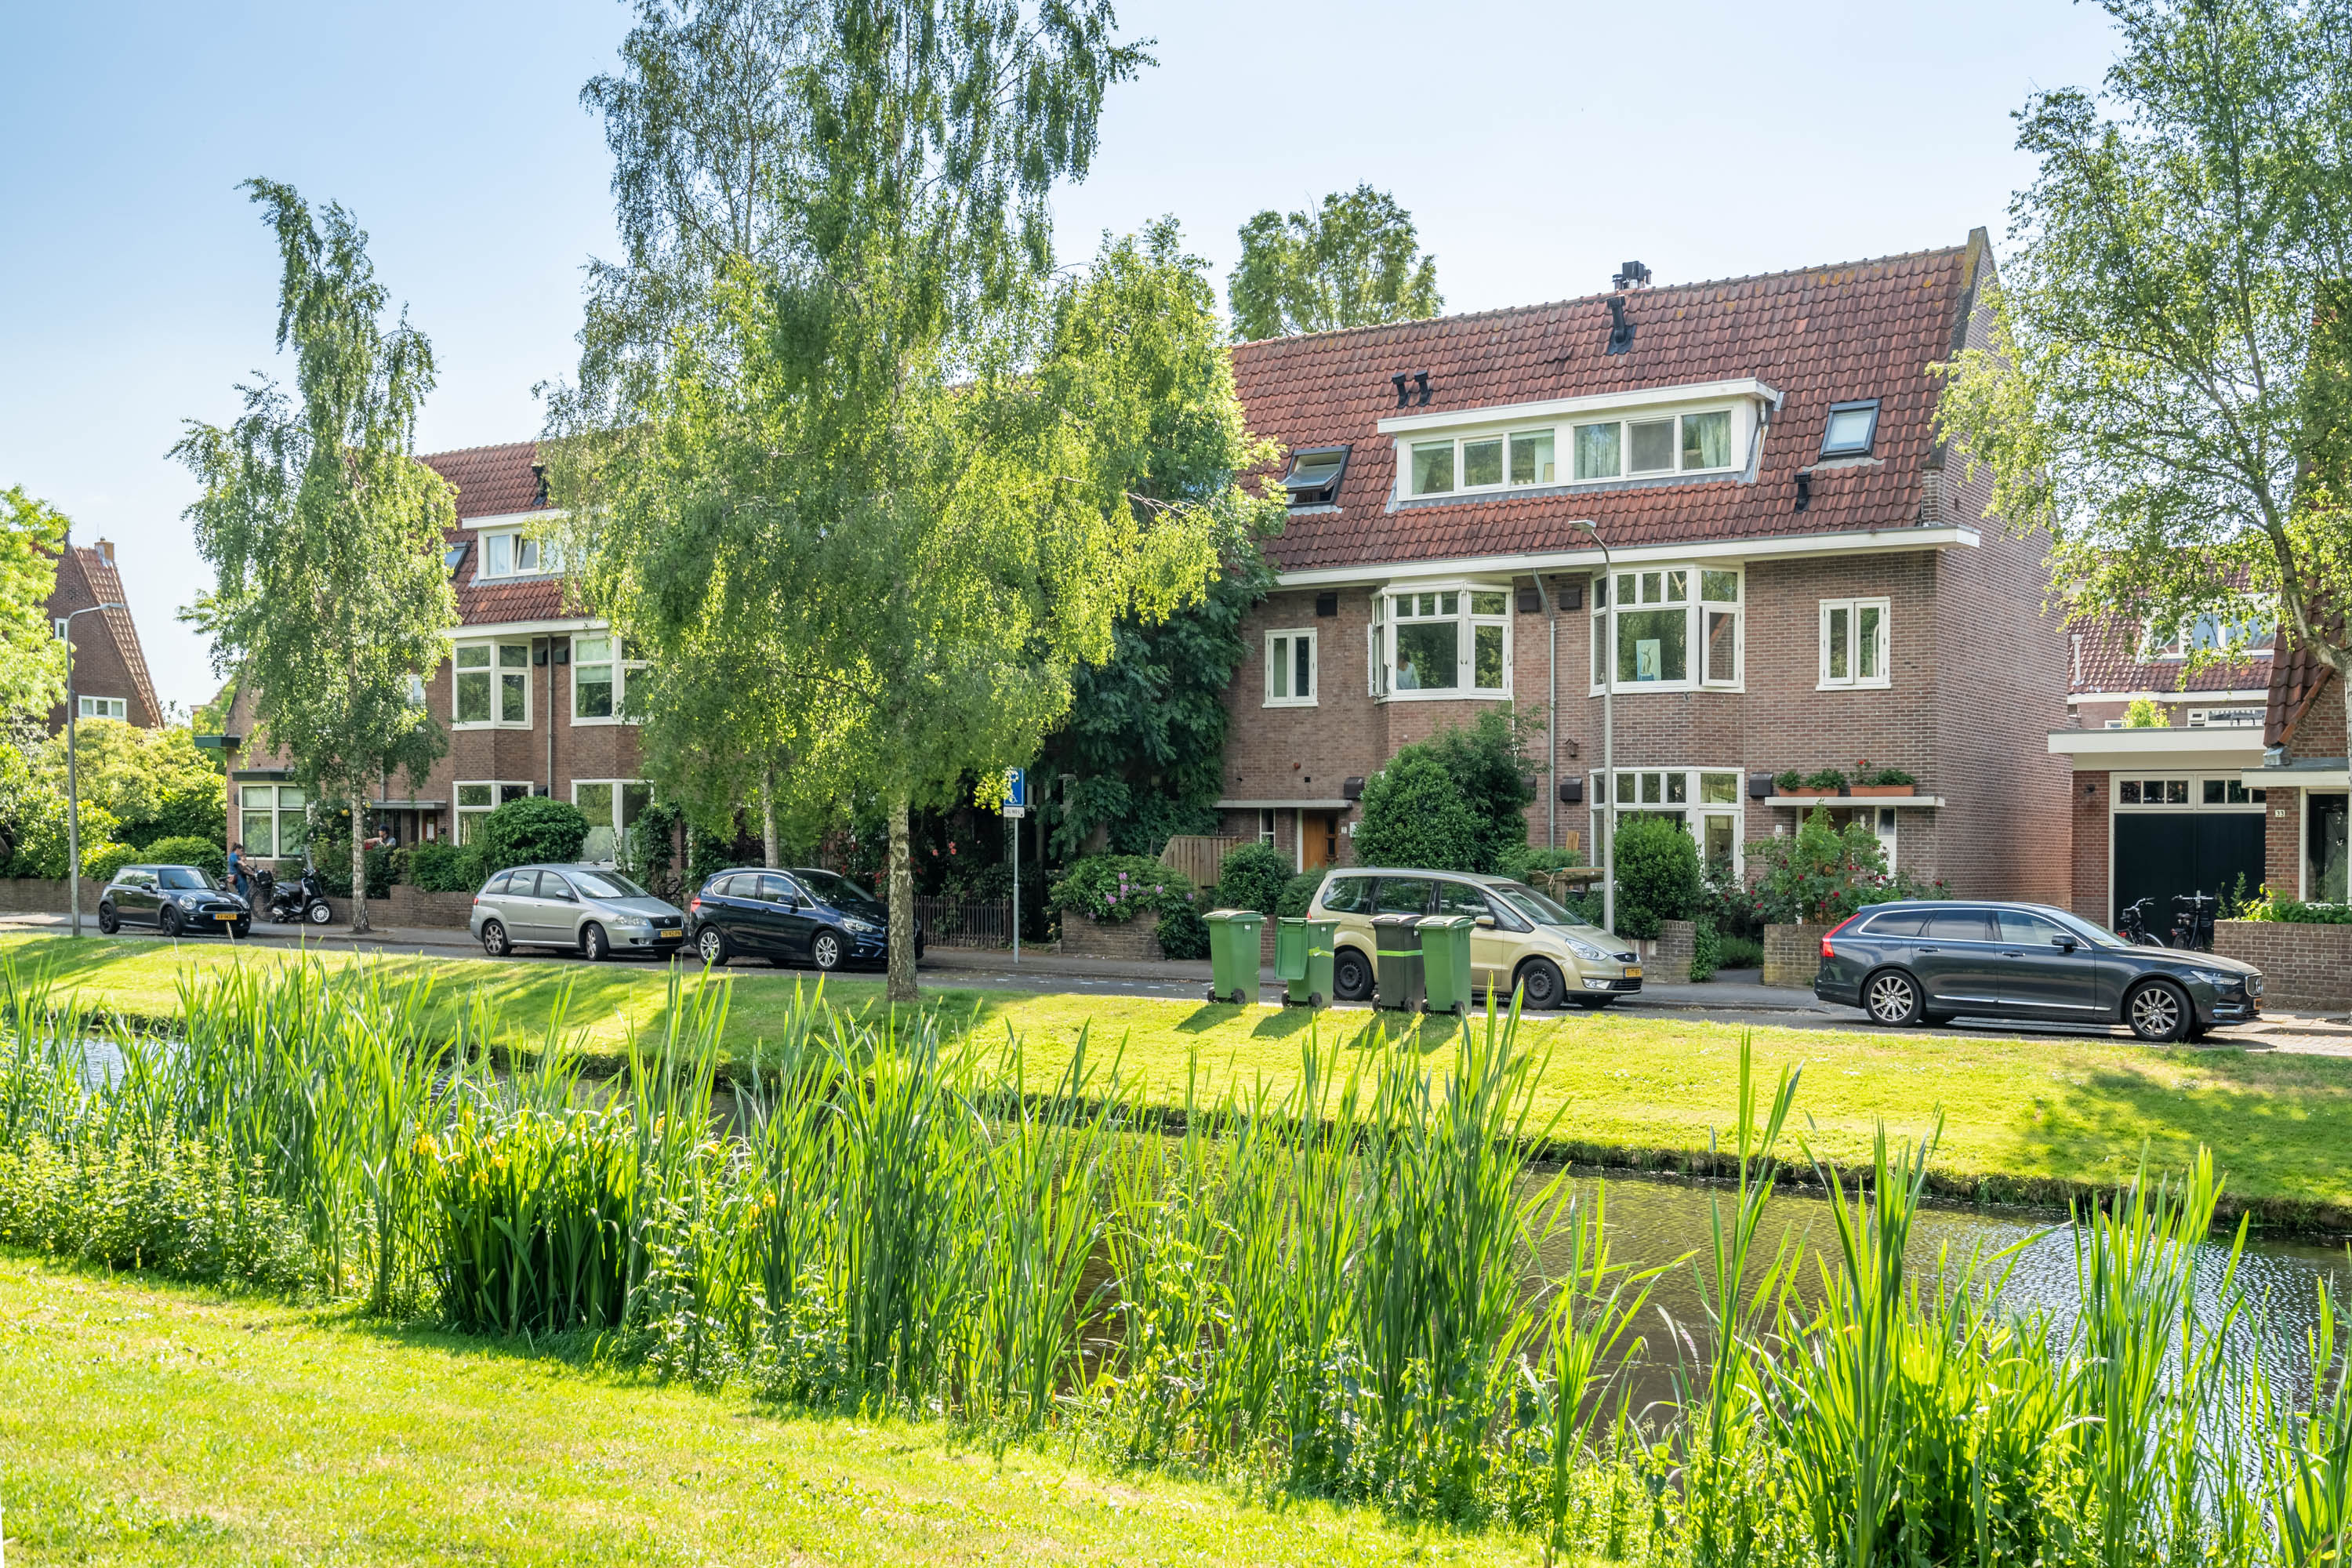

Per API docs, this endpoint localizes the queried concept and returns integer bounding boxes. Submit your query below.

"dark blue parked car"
[685,866,920,971]
[1813,899,2262,1043]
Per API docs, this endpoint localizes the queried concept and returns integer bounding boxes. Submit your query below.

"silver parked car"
[470,863,688,960]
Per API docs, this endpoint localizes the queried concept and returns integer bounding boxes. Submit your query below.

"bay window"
[1590,768,1745,876]
[572,634,647,722]
[1374,585,1510,697]
[1819,597,1890,689]
[455,782,532,845]
[1591,566,1742,691]
[455,641,531,727]
[574,780,653,864]
[238,784,308,860]
[478,530,562,578]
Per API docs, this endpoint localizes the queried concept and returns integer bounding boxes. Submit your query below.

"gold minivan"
[1309,866,1642,1011]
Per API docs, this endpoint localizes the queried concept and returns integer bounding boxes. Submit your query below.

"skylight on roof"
[1282,445,1349,506]
[444,542,470,573]
[1820,400,1880,457]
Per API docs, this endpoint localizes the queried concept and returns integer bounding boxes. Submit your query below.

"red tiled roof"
[2070,613,2273,697]
[1229,241,1984,575]
[74,546,161,726]
[416,441,570,626]
[420,440,543,520]
[2269,608,2342,750]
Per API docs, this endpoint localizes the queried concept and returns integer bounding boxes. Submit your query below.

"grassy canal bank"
[6,931,2352,1230]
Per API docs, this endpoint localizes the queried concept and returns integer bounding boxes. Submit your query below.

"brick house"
[1214,234,2074,901]
[46,538,162,730]
[225,441,652,869]
[2047,610,2273,926]
[2245,614,2349,904]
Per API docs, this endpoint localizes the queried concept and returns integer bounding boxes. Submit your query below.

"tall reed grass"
[2,951,2348,1566]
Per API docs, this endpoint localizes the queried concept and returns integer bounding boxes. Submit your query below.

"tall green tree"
[176,181,457,932]
[556,3,1268,1002]
[1939,0,2352,772]
[0,489,70,719]
[1227,184,1443,342]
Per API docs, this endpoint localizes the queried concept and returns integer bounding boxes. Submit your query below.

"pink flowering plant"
[1047,854,1198,925]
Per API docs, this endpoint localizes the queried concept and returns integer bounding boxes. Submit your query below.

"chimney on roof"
[530,463,549,509]
[1391,373,1410,408]
[1606,297,1634,355]
[1410,371,1431,406]
[94,539,114,565]
[1612,260,1652,290]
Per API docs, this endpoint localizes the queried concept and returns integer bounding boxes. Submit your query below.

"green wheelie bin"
[1276,916,1338,1007]
[1418,915,1475,1016]
[1202,909,1264,1004]
[1372,913,1425,1012]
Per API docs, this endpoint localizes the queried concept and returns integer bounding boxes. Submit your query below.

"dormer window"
[479,530,562,579]
[1820,400,1880,457]
[1282,445,1349,507]
[1407,427,1564,497]
[1382,378,1774,502]
[2143,608,2275,660]
[1572,409,1730,481]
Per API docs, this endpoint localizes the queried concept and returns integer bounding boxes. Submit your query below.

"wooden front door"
[1302,811,1339,871]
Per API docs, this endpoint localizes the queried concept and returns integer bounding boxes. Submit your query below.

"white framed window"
[477,530,563,579]
[1375,583,1511,698]
[1265,628,1317,706]
[77,695,127,720]
[404,673,427,707]
[2186,706,2264,728]
[455,782,534,845]
[454,640,532,728]
[2143,608,2275,661]
[1258,808,1277,848]
[1590,767,1746,877]
[1819,597,1891,689]
[1591,567,1741,692]
[1404,426,1561,497]
[2114,775,2266,810]
[238,784,308,860]
[1570,408,1734,482]
[572,634,646,723]
[573,779,653,864]
[52,618,68,641]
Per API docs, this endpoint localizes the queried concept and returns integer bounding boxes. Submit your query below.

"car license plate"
[1623,965,1642,978]
[213,912,238,922]
[659,928,681,939]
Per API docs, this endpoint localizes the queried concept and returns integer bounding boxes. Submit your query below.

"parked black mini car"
[685,866,921,971]
[96,864,251,938]
[1813,899,2263,1042]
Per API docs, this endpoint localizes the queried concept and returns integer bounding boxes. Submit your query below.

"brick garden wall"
[2213,919,2352,1012]
[0,878,105,913]
[1762,923,1826,989]
[1653,919,1696,982]
[1057,913,1165,963]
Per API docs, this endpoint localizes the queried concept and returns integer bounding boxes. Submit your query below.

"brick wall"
[2071,772,2110,922]
[1654,919,1696,982]
[0,877,104,913]
[46,548,161,730]
[2264,787,2303,898]
[2213,919,2352,1012]
[1762,923,1826,988]
[1057,913,1165,962]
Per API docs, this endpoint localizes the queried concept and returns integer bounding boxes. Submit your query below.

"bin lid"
[1203,908,1264,922]
[1371,912,1419,926]
[1417,914,1475,929]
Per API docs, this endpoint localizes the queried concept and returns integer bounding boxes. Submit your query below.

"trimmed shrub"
[140,835,228,880]
[1216,842,1291,916]
[1156,900,1210,959]
[82,841,137,884]
[476,797,591,877]
[1719,934,1764,969]
[1048,855,1196,924]
[1276,871,1321,917]
[407,841,482,894]
[1354,750,1482,871]
[1424,709,1536,872]
[1689,918,1722,982]
[1612,817,1700,940]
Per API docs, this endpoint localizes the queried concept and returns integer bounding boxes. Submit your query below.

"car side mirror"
[1474,914,1496,928]
[2053,936,2078,953]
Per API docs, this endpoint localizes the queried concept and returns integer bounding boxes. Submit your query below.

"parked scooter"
[251,866,336,926]
[2117,897,2168,947]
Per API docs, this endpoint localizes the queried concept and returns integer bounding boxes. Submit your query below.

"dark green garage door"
[2111,814,2266,927]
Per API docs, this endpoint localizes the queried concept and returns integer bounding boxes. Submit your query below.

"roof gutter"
[1270,524,1981,590]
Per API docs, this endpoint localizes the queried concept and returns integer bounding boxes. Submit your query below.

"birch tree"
[178,180,456,932]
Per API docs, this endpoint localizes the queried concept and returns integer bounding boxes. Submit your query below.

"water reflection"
[1542,1169,2352,1408]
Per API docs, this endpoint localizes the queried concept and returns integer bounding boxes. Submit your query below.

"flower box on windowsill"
[1849,785,1915,798]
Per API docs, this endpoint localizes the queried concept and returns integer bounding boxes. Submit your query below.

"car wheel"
[1333,945,1374,1002]
[1515,957,1568,1011]
[580,923,609,962]
[695,925,729,967]
[2126,980,2191,1044]
[158,906,182,938]
[811,929,844,972]
[480,919,510,958]
[96,902,119,935]
[307,898,333,925]
[1864,967,1925,1027]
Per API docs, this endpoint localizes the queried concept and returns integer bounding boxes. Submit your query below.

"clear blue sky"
[0,0,2125,715]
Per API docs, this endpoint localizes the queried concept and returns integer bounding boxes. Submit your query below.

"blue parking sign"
[1004,768,1026,808]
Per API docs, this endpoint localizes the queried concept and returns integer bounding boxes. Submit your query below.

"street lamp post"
[1570,523,1615,938]
[63,601,129,938]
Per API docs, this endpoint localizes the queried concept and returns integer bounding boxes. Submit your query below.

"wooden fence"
[913,895,1014,949]
[1159,835,1239,891]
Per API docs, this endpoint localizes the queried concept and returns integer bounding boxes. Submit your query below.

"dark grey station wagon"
[1813,900,2263,1043]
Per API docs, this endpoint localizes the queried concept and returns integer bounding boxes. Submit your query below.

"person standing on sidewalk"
[227,843,251,903]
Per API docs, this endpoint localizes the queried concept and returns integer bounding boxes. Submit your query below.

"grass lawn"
[9,933,2352,1225]
[0,1252,1524,1566]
